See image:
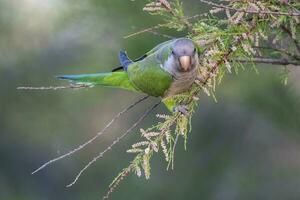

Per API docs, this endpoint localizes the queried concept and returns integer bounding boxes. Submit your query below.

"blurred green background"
[1,0,300,200]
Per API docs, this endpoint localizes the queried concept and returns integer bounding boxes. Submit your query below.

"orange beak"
[179,56,191,71]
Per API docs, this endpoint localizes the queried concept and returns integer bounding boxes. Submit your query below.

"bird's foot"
[173,105,189,115]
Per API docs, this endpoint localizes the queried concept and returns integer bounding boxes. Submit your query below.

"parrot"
[57,38,200,112]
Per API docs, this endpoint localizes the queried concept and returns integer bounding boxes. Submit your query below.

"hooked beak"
[179,56,191,71]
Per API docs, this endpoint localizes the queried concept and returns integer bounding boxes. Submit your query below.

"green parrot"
[57,38,199,111]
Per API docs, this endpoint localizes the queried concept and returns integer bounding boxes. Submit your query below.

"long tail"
[57,71,137,91]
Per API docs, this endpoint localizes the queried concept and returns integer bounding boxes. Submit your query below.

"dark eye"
[193,48,197,53]
[171,50,175,55]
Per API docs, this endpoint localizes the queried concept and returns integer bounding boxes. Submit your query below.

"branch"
[124,23,167,39]
[31,95,149,175]
[17,84,91,90]
[200,0,300,16]
[66,100,161,187]
[235,57,300,66]
[124,13,208,39]
[253,45,300,61]
[148,30,175,39]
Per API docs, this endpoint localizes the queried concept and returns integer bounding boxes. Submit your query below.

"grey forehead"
[172,38,195,56]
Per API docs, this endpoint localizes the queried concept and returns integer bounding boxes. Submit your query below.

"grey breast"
[163,67,197,97]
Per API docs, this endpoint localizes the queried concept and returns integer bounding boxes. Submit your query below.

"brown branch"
[103,166,132,200]
[17,84,91,90]
[194,23,257,104]
[199,0,300,16]
[31,95,150,175]
[67,100,161,187]
[148,30,175,39]
[171,133,179,170]
[124,13,208,39]
[124,23,167,39]
[253,45,300,61]
[234,57,300,66]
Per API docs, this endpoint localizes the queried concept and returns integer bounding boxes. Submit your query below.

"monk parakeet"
[58,38,199,111]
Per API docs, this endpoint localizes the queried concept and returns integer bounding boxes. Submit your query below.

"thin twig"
[171,133,179,170]
[66,100,161,187]
[17,84,91,90]
[148,30,175,39]
[124,13,207,39]
[31,95,149,175]
[124,24,168,39]
[199,0,300,16]
[253,45,300,61]
[234,57,300,66]
[103,166,132,200]
[194,23,257,103]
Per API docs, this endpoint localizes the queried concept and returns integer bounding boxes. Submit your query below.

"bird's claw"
[173,105,189,115]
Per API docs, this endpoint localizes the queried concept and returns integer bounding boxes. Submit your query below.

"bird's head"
[170,38,198,72]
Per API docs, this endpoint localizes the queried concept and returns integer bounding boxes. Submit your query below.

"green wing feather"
[57,72,138,92]
[127,54,173,97]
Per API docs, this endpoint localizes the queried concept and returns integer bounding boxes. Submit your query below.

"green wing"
[57,71,138,92]
[127,52,173,97]
[126,39,175,97]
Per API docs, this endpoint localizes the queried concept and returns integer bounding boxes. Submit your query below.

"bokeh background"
[1,0,300,200]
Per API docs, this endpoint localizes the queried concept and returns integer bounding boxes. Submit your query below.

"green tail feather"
[57,72,138,92]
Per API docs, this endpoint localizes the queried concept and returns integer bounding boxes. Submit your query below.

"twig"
[31,95,149,175]
[124,13,207,39]
[148,30,175,39]
[194,23,257,104]
[124,23,167,39]
[171,133,179,170]
[234,57,300,66]
[66,100,161,187]
[253,45,300,61]
[199,0,300,16]
[103,166,132,200]
[17,84,91,90]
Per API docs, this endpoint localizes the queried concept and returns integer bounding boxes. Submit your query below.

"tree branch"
[199,0,300,16]
[234,57,300,66]
[31,95,150,175]
[253,45,300,61]
[124,13,207,39]
[66,100,161,187]
[148,30,175,39]
[17,84,91,90]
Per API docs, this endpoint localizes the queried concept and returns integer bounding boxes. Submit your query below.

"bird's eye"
[171,50,175,55]
[193,48,197,53]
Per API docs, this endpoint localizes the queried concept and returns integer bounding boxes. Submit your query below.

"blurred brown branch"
[234,57,300,66]
[67,100,161,188]
[200,0,300,16]
[253,45,300,61]
[17,84,91,90]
